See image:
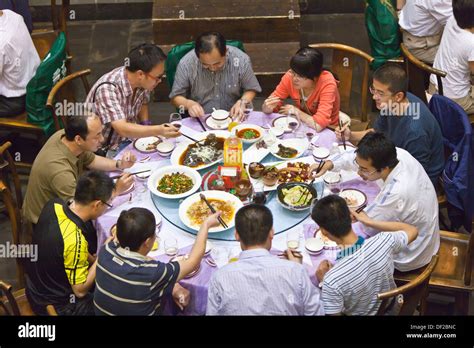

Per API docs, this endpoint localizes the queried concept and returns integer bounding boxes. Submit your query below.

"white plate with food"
[170,131,229,170]
[133,136,162,153]
[148,165,202,199]
[272,116,300,133]
[247,156,316,192]
[270,138,308,160]
[314,229,338,249]
[178,190,244,233]
[232,124,265,144]
[339,188,367,208]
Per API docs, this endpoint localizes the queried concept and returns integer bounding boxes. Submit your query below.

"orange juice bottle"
[223,134,243,168]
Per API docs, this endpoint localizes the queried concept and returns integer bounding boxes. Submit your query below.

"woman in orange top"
[262,47,340,132]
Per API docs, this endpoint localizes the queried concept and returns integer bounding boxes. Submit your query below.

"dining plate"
[178,190,244,233]
[314,229,338,249]
[147,165,202,200]
[205,115,232,130]
[272,116,300,133]
[339,188,367,208]
[133,136,161,153]
[170,254,201,278]
[270,138,309,160]
[170,130,230,170]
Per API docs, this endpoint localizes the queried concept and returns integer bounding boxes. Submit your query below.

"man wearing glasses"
[336,63,444,187]
[311,132,439,272]
[26,171,115,315]
[85,43,180,153]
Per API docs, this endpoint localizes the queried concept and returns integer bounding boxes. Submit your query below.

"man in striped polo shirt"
[170,31,262,120]
[94,208,221,316]
[312,195,419,315]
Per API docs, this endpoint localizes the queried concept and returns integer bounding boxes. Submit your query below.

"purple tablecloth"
[94,112,381,315]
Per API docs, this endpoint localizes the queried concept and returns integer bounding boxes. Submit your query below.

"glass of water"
[286,229,300,250]
[164,237,178,256]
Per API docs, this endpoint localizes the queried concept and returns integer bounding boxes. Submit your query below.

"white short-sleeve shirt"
[431,16,474,99]
[332,147,440,271]
[399,0,453,37]
[0,10,40,98]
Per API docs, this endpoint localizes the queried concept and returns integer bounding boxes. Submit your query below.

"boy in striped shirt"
[312,195,418,315]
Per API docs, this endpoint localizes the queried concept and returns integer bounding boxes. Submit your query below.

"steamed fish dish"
[180,134,224,168]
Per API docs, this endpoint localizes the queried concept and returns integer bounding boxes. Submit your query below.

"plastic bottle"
[223,134,243,168]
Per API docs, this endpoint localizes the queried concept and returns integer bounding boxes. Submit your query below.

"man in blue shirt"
[206,204,324,315]
[336,63,444,187]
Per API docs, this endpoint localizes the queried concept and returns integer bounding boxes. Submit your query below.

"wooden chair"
[0,142,23,210]
[0,178,26,288]
[400,43,447,105]
[308,43,375,131]
[0,281,34,316]
[0,69,91,168]
[377,255,438,315]
[394,231,474,315]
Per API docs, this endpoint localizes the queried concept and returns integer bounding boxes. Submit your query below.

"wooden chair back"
[0,281,21,316]
[0,142,23,210]
[400,43,447,104]
[377,255,438,315]
[44,69,92,129]
[308,43,374,123]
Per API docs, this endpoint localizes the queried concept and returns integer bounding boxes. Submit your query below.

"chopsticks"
[355,203,368,214]
[110,169,151,180]
[339,120,346,151]
[297,178,315,204]
[200,193,228,229]
[196,117,207,132]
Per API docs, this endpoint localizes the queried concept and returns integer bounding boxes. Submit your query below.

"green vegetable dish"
[158,172,194,195]
[282,186,312,206]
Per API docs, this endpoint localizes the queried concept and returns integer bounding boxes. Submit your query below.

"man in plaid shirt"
[85,43,180,150]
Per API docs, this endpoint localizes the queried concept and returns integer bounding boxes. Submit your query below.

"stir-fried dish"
[158,172,194,194]
[186,199,234,226]
[180,134,224,167]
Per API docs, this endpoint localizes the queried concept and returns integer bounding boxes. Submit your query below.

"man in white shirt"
[429,0,474,116]
[312,195,419,315]
[313,132,440,271]
[399,0,453,64]
[0,9,40,117]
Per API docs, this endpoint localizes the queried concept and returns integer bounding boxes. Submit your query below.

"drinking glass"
[286,229,300,250]
[241,99,254,121]
[324,171,342,195]
[164,237,178,256]
[169,113,182,129]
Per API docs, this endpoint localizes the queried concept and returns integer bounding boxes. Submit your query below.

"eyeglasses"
[369,86,388,98]
[101,200,113,208]
[146,73,164,82]
[353,158,378,176]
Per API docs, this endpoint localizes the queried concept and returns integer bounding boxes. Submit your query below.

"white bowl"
[233,124,265,144]
[305,237,324,254]
[135,170,152,181]
[156,141,175,156]
[312,147,330,161]
[211,109,230,125]
[178,190,244,233]
[147,165,202,200]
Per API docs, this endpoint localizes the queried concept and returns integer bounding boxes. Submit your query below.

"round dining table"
[95,111,381,315]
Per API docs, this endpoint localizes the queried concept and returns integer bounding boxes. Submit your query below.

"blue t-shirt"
[374,93,444,184]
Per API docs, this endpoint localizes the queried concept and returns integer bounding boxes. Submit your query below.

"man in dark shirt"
[336,63,444,187]
[26,171,115,315]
